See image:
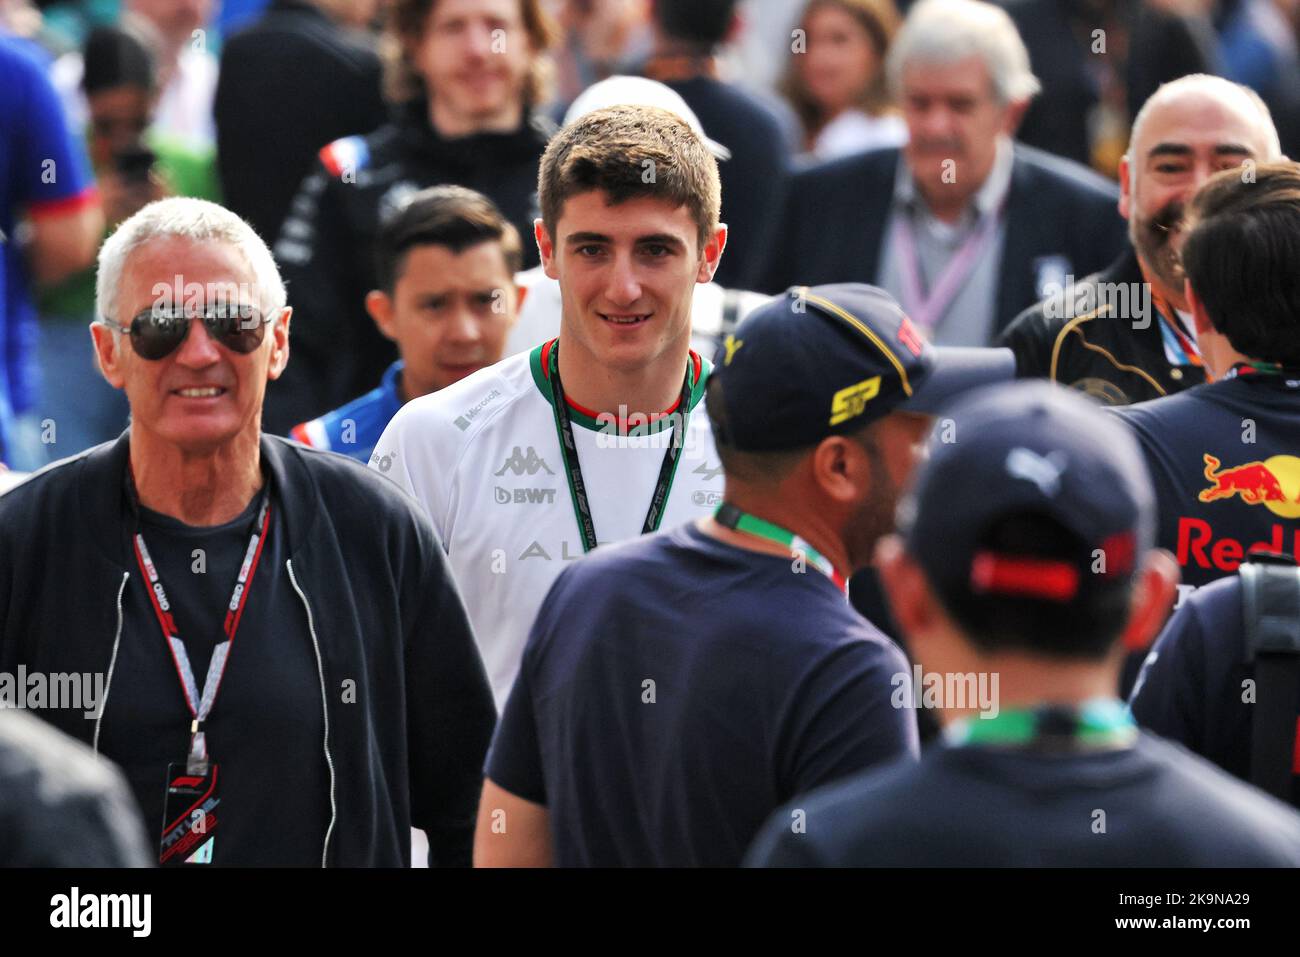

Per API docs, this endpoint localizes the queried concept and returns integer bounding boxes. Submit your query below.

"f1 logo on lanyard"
[132,491,272,866]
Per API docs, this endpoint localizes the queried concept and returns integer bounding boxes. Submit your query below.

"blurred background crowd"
[1,0,1298,468]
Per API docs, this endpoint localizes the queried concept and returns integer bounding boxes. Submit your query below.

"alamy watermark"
[0,667,106,719]
[892,665,1000,718]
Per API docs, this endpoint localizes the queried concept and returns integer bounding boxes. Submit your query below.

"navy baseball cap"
[899,381,1156,615]
[709,284,1015,451]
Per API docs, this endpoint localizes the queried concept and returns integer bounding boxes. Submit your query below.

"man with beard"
[473,284,1013,867]
[267,0,557,433]
[999,75,1282,406]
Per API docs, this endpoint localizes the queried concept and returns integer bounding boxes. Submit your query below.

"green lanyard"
[714,503,848,594]
[945,698,1136,751]
[545,340,693,554]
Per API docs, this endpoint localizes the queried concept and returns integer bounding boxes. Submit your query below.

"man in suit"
[998,75,1282,406]
[216,0,386,245]
[759,0,1126,346]
[640,0,794,291]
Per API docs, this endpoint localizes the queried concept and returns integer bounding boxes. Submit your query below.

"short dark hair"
[653,0,738,51]
[374,185,523,293]
[538,105,721,251]
[931,512,1134,660]
[1181,161,1300,365]
[82,21,157,94]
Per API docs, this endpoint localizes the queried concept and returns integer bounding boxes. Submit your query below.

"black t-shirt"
[1112,373,1300,597]
[486,521,919,867]
[1129,574,1300,805]
[100,487,329,866]
[746,731,1300,866]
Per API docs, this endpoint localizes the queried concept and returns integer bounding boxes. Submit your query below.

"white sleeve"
[370,398,456,546]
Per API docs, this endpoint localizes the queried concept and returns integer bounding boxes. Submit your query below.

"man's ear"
[696,224,728,284]
[876,534,936,643]
[1118,153,1133,221]
[90,322,127,389]
[267,307,292,381]
[535,219,558,281]
[1002,98,1030,136]
[810,434,865,507]
[366,290,398,341]
[1119,549,1179,653]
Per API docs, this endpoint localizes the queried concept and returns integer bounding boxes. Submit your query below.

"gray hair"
[95,197,288,325]
[1127,74,1282,164]
[886,0,1040,105]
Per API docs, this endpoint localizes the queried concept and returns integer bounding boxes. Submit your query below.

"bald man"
[998,75,1283,406]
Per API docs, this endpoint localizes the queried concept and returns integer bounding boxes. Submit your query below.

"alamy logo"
[50,888,151,937]
[495,446,555,477]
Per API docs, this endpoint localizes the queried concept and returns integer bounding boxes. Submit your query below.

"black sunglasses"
[97,306,279,360]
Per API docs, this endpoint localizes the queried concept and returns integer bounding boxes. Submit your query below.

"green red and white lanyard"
[714,503,848,594]
[544,339,693,554]
[130,476,272,774]
[944,698,1136,750]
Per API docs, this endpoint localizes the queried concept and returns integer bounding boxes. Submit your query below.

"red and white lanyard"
[891,200,1005,334]
[132,492,272,774]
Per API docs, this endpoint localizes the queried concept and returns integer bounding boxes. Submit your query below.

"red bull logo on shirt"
[1198,453,1300,518]
[1177,452,1300,574]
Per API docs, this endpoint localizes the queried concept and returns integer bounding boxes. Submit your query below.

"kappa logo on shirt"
[495,446,555,477]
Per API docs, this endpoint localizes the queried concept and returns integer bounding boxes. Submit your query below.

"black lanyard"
[544,340,694,554]
[128,469,272,773]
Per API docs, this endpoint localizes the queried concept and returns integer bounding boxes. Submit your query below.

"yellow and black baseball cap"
[709,283,1014,451]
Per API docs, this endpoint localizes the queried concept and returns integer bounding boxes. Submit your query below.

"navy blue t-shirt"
[746,731,1300,867]
[101,488,329,866]
[1129,573,1300,805]
[1112,373,1300,598]
[485,520,919,867]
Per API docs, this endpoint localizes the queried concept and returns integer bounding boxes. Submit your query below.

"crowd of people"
[2,0,1300,869]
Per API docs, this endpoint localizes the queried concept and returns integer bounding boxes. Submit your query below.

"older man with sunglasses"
[0,198,495,868]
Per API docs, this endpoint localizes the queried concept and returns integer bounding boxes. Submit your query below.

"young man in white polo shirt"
[372,104,729,706]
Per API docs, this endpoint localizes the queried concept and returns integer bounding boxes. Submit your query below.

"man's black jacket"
[997,247,1207,405]
[0,432,496,867]
[268,100,555,434]
[216,0,386,244]
[1005,0,1220,170]
[757,142,1126,339]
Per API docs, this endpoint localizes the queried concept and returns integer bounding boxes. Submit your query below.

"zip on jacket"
[287,558,338,869]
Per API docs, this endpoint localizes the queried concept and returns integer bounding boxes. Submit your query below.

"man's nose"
[918,106,955,142]
[464,21,494,58]
[444,304,483,345]
[172,316,222,367]
[604,254,643,306]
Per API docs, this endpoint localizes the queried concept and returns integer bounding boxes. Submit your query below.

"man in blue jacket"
[0,197,495,867]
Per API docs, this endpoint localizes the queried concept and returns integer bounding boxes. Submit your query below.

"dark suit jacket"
[758,143,1127,338]
[215,0,385,244]
[1003,0,1219,169]
[663,76,792,291]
